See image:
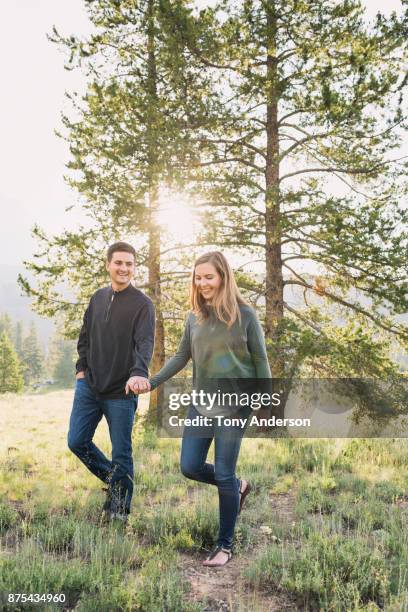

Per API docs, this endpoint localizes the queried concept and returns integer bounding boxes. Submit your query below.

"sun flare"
[156,189,201,244]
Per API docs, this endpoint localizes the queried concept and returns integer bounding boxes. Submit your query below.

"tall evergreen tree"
[19,0,205,363]
[22,322,44,385]
[18,0,211,420]
[167,0,408,379]
[14,321,24,360]
[0,313,14,343]
[0,332,23,394]
[49,334,76,387]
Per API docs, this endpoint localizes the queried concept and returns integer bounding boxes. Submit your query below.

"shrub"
[0,503,18,533]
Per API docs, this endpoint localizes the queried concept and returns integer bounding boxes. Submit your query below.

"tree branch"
[279,131,334,161]
[194,157,264,172]
[280,162,388,183]
[278,109,308,125]
[286,280,407,338]
[193,137,266,159]
[284,302,322,333]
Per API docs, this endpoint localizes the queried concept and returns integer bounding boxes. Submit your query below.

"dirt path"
[179,492,299,612]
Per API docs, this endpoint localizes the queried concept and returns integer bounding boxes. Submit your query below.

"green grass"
[2,391,408,610]
[245,532,391,610]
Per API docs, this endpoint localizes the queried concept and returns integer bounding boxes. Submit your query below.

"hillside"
[0,265,54,347]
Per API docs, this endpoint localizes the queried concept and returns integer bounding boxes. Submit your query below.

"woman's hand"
[125,376,151,395]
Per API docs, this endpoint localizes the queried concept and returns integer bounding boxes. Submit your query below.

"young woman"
[148,252,271,567]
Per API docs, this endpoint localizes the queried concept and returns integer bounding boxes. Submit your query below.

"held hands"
[76,371,85,380]
[126,376,151,395]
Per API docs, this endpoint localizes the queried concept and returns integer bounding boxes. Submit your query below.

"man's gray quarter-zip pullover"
[76,284,155,398]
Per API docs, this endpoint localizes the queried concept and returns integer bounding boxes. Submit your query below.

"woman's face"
[194,262,222,303]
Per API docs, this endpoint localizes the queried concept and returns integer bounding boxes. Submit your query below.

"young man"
[67,241,155,521]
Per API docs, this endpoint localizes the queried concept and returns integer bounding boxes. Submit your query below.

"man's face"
[106,251,135,287]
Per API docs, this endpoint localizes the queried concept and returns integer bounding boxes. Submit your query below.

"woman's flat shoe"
[203,546,233,567]
[239,479,251,514]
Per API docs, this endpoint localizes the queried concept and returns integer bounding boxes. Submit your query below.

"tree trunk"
[265,3,285,380]
[145,0,165,421]
[148,220,165,377]
[147,185,165,422]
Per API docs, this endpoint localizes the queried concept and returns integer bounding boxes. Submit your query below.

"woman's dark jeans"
[180,404,250,550]
[67,378,137,513]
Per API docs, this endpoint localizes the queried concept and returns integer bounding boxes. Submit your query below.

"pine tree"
[22,322,44,385]
[0,313,14,343]
[48,333,76,387]
[167,0,408,379]
[18,0,206,373]
[14,321,23,360]
[0,332,23,394]
[18,0,211,419]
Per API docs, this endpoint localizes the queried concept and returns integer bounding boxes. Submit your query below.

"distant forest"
[0,312,75,393]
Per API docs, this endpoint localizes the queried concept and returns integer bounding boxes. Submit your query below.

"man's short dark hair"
[107,242,136,262]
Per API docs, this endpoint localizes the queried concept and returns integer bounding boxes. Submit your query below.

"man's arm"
[126,301,155,394]
[76,304,90,379]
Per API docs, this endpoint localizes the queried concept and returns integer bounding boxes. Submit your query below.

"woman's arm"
[247,312,272,379]
[149,316,192,390]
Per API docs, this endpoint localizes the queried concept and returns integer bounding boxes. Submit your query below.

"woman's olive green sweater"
[150,305,271,416]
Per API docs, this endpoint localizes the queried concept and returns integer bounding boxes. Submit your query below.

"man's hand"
[126,376,151,395]
[76,371,85,380]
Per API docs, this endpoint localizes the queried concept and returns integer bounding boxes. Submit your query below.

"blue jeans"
[67,378,138,513]
[180,405,250,550]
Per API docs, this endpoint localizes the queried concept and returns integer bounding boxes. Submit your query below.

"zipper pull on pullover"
[104,291,116,322]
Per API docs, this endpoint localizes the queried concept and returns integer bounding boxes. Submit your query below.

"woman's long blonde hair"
[190,251,248,327]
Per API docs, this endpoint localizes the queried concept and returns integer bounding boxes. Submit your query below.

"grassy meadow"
[1,390,408,611]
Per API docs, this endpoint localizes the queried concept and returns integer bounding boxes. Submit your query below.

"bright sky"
[0,0,92,266]
[0,0,404,269]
